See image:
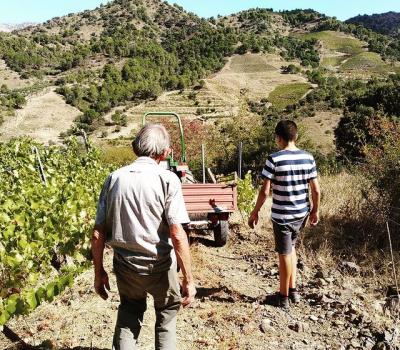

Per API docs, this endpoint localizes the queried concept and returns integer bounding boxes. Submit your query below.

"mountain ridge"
[346,11,400,37]
[0,22,36,32]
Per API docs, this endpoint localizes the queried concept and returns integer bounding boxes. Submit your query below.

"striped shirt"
[261,149,317,225]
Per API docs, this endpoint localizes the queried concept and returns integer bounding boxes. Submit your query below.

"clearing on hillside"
[0,59,34,90]
[268,83,312,110]
[299,30,365,56]
[300,111,342,154]
[339,51,398,74]
[0,88,81,144]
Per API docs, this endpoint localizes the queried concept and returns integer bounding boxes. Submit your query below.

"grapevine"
[0,138,111,325]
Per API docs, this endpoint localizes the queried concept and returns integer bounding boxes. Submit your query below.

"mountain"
[1,0,400,145]
[346,11,400,37]
[0,23,36,32]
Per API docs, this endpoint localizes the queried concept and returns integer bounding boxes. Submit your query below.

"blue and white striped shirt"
[261,149,317,225]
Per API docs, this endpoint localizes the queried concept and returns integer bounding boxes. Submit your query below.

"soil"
[0,209,397,350]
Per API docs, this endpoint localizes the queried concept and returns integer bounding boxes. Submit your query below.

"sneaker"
[289,289,301,304]
[264,293,290,309]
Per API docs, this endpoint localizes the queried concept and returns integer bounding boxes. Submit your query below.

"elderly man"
[91,124,196,350]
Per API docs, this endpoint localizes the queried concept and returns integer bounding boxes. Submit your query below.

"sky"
[1,0,400,24]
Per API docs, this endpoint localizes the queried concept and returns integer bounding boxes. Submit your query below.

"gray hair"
[132,124,170,158]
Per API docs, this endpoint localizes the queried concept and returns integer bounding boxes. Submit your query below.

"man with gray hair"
[92,124,196,350]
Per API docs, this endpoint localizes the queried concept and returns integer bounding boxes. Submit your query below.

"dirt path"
[0,212,397,350]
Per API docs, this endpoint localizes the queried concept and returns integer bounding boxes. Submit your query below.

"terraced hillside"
[298,30,400,77]
[96,53,309,141]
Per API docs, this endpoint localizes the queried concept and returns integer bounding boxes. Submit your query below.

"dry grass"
[300,110,342,154]
[0,59,34,90]
[0,88,81,145]
[301,172,399,288]
[100,145,136,166]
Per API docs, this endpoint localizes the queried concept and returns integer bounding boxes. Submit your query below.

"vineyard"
[0,138,110,327]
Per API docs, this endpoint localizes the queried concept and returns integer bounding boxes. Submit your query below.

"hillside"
[1,188,399,350]
[346,11,400,37]
[0,2,399,149]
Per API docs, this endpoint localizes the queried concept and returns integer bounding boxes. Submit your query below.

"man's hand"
[309,210,319,226]
[181,279,196,307]
[248,210,259,229]
[94,269,110,300]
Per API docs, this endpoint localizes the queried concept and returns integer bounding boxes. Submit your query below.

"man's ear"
[160,148,171,161]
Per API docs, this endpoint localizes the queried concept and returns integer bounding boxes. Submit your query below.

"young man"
[92,124,196,349]
[248,120,320,309]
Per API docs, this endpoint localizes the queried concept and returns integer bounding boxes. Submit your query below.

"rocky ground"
[1,213,399,350]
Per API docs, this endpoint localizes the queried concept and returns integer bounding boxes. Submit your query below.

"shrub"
[237,172,257,216]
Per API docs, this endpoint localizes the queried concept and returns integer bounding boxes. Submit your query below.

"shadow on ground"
[195,286,259,304]
[2,327,109,350]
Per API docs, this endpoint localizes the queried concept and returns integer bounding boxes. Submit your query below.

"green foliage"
[274,35,320,67]
[162,23,237,86]
[0,89,26,110]
[315,18,400,61]
[339,52,391,73]
[0,138,111,325]
[208,101,279,176]
[281,64,301,74]
[101,145,135,166]
[364,120,400,212]
[335,74,400,161]
[346,12,400,37]
[280,9,325,27]
[268,83,311,110]
[237,172,257,215]
[111,110,128,126]
[300,31,364,56]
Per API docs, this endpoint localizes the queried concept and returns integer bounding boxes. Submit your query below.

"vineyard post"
[32,146,47,185]
[81,129,90,152]
[201,143,206,184]
[238,141,243,179]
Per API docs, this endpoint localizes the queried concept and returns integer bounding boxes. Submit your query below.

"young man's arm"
[169,224,196,306]
[248,178,271,229]
[309,178,321,226]
[91,224,110,300]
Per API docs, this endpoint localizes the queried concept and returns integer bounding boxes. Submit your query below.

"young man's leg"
[289,247,297,289]
[288,216,309,303]
[279,253,292,296]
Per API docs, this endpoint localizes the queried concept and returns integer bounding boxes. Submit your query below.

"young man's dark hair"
[275,120,298,143]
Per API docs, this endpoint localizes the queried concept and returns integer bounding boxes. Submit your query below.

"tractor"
[143,112,237,247]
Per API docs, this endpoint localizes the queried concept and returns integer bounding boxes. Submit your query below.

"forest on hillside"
[346,11,400,37]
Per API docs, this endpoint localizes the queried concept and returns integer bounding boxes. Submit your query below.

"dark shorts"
[272,215,309,255]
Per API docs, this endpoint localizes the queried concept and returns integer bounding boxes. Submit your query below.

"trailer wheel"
[213,220,229,247]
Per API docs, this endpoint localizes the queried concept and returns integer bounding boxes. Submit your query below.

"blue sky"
[1,0,400,24]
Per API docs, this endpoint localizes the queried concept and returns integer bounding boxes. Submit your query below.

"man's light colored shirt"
[95,157,190,274]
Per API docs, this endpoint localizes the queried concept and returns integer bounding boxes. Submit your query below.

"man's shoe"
[289,288,301,304]
[264,293,290,310]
